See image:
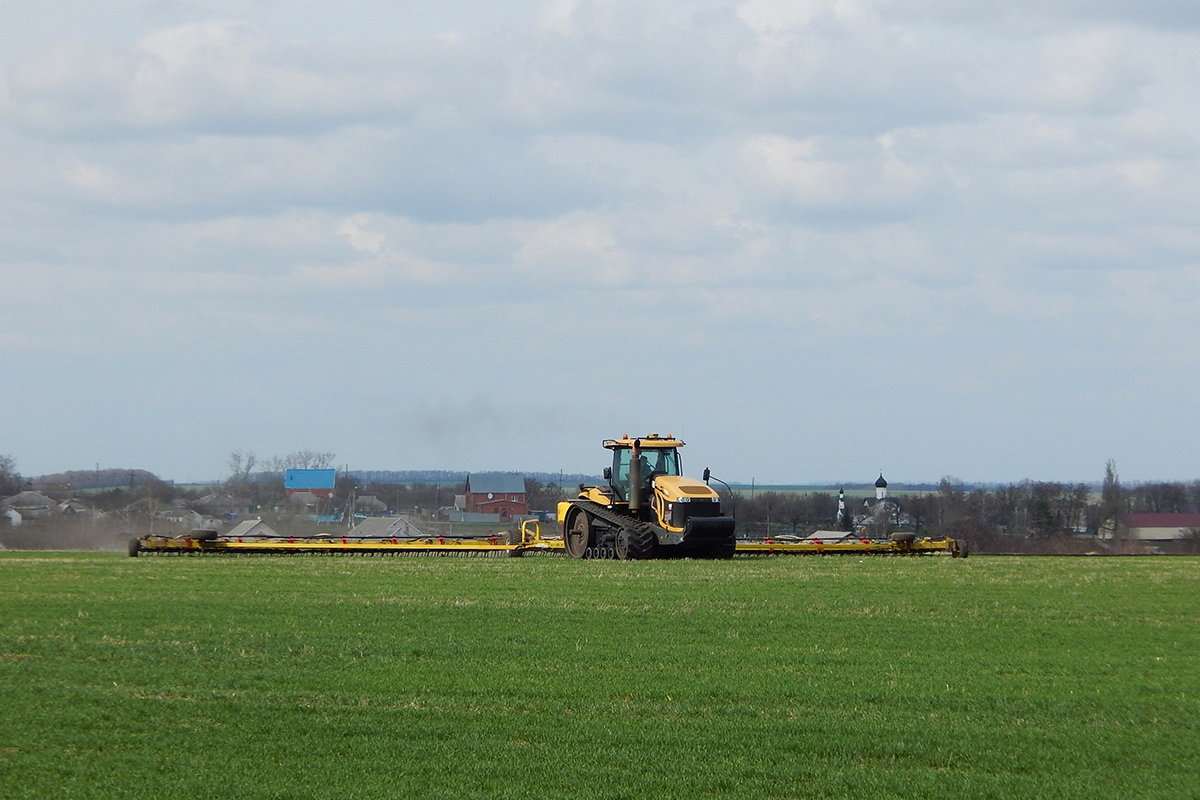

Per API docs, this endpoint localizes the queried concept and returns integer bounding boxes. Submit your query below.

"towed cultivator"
[130,522,966,558]
[130,520,564,558]
[737,533,967,558]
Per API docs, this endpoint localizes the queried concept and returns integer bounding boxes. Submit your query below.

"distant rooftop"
[466,472,527,494]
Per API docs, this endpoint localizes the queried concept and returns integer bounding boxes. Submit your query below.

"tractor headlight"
[675,496,690,503]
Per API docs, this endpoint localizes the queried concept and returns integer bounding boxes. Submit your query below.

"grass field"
[1,553,1197,799]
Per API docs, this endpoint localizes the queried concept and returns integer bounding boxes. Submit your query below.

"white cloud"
[742,135,848,205]
[740,131,936,214]
[1114,158,1166,190]
[873,1,1200,33]
[538,0,581,36]
[337,214,386,254]
[1034,30,1142,112]
[62,162,120,195]
[515,213,630,284]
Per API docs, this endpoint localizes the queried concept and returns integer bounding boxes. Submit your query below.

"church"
[837,473,905,534]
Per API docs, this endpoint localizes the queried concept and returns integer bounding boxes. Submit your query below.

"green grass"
[1,553,1197,799]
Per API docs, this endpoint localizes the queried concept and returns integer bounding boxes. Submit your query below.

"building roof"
[356,495,388,511]
[227,519,280,539]
[284,469,337,491]
[349,516,424,538]
[286,491,324,507]
[1123,513,1200,529]
[466,472,526,494]
[875,474,888,488]
[193,493,243,514]
[2,491,56,510]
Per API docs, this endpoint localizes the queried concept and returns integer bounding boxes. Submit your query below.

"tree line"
[723,462,1200,553]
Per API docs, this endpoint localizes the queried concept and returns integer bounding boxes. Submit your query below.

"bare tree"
[1131,481,1190,513]
[0,454,21,497]
[226,450,259,491]
[283,450,336,470]
[1180,528,1200,555]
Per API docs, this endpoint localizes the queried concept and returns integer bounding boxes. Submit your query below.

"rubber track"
[571,500,659,560]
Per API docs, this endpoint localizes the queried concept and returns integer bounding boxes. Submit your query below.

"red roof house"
[1118,513,1200,542]
[464,473,528,520]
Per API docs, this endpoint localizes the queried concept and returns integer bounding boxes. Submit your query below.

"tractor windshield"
[611,447,680,501]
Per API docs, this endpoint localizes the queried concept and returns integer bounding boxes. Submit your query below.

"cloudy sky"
[2,1,1198,485]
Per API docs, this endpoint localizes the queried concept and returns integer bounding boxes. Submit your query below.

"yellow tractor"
[556,434,736,559]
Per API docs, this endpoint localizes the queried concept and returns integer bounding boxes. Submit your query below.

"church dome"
[875,474,888,488]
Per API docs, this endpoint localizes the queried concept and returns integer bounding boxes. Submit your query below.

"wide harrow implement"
[129,520,564,557]
[736,533,966,557]
[130,523,964,558]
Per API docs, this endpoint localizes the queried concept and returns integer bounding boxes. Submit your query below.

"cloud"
[740,131,938,221]
[873,1,1200,33]
[742,135,849,205]
[736,0,868,35]
[515,213,629,284]
[1033,30,1143,113]
[5,21,447,138]
[337,214,386,254]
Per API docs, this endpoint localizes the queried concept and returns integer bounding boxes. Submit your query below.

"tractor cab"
[603,434,682,504]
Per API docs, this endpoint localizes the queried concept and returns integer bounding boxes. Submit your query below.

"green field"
[1,553,1197,799]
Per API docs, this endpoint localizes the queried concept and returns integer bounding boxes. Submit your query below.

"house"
[1107,513,1200,543]
[286,491,327,514]
[156,507,206,529]
[1,491,57,522]
[284,469,337,498]
[225,519,280,540]
[354,495,388,515]
[57,499,89,515]
[463,473,528,520]
[349,516,423,539]
[193,493,246,518]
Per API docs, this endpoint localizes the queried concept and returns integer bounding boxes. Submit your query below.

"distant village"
[2,468,552,532]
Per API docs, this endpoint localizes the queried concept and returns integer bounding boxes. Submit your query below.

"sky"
[2,1,1198,486]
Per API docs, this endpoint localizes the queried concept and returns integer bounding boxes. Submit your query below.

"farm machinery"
[128,433,965,559]
[129,517,964,559]
[556,433,737,560]
[736,532,966,557]
[129,519,563,557]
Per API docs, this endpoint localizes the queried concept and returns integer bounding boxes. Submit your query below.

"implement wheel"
[565,509,593,559]
[615,525,657,561]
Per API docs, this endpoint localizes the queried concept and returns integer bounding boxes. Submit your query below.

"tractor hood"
[653,474,720,502]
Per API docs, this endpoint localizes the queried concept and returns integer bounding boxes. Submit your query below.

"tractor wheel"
[615,525,657,561]
[127,538,141,558]
[565,509,593,559]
